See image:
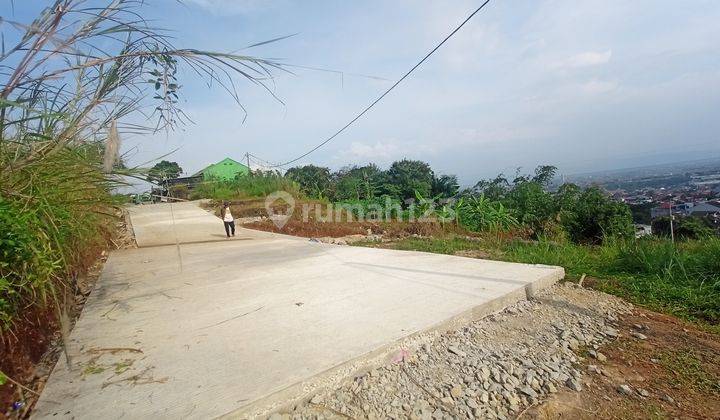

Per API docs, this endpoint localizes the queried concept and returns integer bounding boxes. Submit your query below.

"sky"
[6,0,720,186]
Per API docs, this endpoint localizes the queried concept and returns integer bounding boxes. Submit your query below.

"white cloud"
[333,139,441,167]
[579,79,618,95]
[125,0,720,180]
[337,141,401,163]
[559,50,613,68]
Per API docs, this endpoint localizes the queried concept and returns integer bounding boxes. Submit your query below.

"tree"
[531,165,557,186]
[332,164,382,201]
[383,159,434,202]
[571,186,634,243]
[628,202,654,224]
[505,180,556,236]
[147,160,183,184]
[472,174,510,201]
[554,183,581,235]
[473,166,558,237]
[431,174,460,198]
[285,165,332,198]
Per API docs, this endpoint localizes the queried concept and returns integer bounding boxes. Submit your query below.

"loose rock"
[283,284,631,419]
[448,346,467,358]
[618,384,633,395]
[566,378,583,392]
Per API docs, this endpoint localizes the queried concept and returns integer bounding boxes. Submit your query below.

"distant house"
[650,202,694,219]
[689,201,720,217]
[162,157,250,196]
[650,203,675,219]
[191,157,250,181]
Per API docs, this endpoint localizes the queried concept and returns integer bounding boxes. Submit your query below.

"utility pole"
[245,152,251,175]
[669,203,675,244]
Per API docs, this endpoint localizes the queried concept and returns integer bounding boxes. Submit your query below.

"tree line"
[284,160,635,244]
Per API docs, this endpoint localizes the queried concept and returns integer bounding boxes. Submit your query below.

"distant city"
[560,158,720,233]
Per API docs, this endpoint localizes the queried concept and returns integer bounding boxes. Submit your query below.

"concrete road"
[33,201,563,419]
[124,201,287,247]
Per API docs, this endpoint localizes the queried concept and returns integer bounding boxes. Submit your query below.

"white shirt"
[223,208,234,222]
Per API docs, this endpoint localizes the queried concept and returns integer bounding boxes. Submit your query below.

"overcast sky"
[9,1,720,185]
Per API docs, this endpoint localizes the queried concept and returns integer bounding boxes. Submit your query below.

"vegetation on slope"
[0,0,283,331]
[190,171,302,201]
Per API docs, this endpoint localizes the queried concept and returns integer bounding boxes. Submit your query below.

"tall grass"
[0,147,117,330]
[0,0,285,334]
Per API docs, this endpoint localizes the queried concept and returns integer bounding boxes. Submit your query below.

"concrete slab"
[126,201,284,247]
[33,202,563,419]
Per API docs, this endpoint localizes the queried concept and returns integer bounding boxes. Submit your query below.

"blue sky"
[6,1,720,185]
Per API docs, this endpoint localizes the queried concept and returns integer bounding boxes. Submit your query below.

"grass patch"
[1,148,117,331]
[189,173,301,201]
[658,349,720,393]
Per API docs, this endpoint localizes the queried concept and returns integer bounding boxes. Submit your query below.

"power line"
[267,0,493,168]
[248,152,285,169]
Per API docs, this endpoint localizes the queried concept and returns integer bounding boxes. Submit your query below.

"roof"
[191,157,247,177]
[690,201,720,214]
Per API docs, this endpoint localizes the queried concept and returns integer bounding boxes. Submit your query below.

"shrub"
[652,216,715,240]
[189,172,301,200]
[456,195,519,232]
[505,181,556,235]
[568,187,634,243]
[0,198,59,327]
[335,196,407,221]
[285,165,332,198]
[0,149,115,330]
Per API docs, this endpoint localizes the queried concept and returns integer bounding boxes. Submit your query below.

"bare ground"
[530,305,720,419]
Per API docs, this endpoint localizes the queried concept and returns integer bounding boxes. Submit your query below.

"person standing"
[220,201,235,237]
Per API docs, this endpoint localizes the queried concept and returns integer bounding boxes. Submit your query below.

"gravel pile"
[279,283,632,419]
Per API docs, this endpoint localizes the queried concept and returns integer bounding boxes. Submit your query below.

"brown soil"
[204,197,474,239]
[244,218,464,239]
[204,197,294,219]
[528,306,720,419]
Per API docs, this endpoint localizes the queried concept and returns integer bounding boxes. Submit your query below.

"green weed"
[658,349,720,393]
[189,172,302,200]
[0,148,116,331]
[82,364,106,376]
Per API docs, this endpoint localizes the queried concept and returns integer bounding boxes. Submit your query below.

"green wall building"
[192,157,250,180]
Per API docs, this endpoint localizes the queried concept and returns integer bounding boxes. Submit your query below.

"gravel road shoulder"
[270,281,719,420]
[273,283,638,419]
